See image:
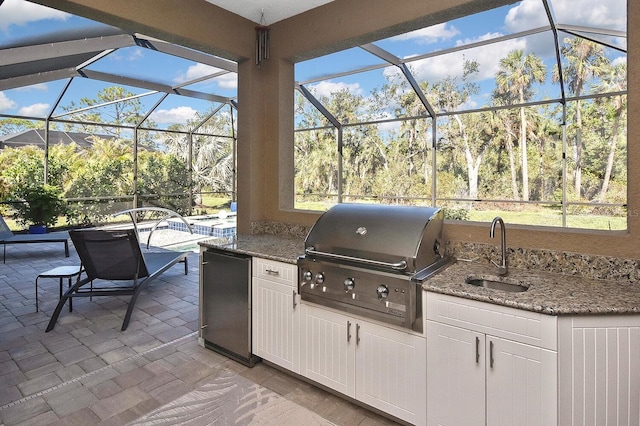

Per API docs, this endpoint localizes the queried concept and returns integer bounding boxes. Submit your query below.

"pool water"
[108,213,236,253]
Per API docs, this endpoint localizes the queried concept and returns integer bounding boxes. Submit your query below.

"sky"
[0,0,627,128]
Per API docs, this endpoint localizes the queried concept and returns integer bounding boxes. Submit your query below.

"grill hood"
[303,203,445,275]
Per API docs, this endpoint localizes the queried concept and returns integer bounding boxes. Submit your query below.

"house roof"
[0,129,116,149]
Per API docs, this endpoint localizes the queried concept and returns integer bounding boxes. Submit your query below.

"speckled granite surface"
[449,241,640,283]
[424,260,640,316]
[251,221,310,239]
[198,227,640,317]
[199,234,304,264]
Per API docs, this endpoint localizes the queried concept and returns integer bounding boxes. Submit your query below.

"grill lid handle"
[305,247,408,271]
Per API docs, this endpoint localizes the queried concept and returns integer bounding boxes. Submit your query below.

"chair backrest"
[69,229,149,281]
[0,216,15,240]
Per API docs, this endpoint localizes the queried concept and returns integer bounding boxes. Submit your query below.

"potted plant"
[12,184,68,234]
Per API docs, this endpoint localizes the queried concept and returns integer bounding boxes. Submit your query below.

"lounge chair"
[45,229,188,332]
[0,215,69,263]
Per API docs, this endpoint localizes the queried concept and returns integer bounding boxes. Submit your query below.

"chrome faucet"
[489,217,508,275]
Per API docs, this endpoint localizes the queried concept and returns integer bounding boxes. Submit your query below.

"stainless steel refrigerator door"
[201,249,252,362]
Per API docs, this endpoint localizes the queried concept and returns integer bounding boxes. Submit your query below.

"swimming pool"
[166,212,237,239]
[131,212,236,252]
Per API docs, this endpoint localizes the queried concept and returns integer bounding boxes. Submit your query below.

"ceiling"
[204,0,334,25]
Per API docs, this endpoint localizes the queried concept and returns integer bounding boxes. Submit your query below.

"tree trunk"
[506,132,519,200]
[600,115,620,199]
[519,93,529,201]
[453,115,482,200]
[574,101,583,196]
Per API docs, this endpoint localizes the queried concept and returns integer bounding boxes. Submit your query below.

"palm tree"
[495,49,546,202]
[553,37,609,198]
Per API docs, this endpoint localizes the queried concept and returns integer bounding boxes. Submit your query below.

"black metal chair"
[45,229,188,332]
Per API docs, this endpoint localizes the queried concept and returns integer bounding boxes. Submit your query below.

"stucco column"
[236,59,265,234]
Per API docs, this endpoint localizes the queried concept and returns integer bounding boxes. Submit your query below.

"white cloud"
[175,63,220,83]
[216,72,238,90]
[505,0,626,33]
[18,103,50,116]
[109,48,144,62]
[553,0,626,29]
[378,120,401,135]
[0,0,70,32]
[504,0,549,32]
[309,81,362,99]
[455,32,505,47]
[612,56,626,67]
[14,83,49,91]
[173,63,237,90]
[0,92,17,112]
[150,106,198,124]
[406,35,527,83]
[393,23,460,44]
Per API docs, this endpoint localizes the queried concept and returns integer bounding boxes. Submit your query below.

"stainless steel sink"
[465,276,528,292]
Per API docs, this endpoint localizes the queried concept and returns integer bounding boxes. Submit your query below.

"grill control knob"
[376,285,389,299]
[315,273,325,284]
[302,271,313,282]
[343,278,355,292]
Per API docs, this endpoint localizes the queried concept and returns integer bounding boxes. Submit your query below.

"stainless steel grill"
[298,203,453,332]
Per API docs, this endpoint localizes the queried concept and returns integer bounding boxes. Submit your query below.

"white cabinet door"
[252,276,300,372]
[301,304,356,397]
[426,321,485,426]
[357,320,427,426]
[486,336,557,426]
[426,293,558,426]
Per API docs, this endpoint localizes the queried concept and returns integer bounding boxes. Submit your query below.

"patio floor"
[0,241,398,425]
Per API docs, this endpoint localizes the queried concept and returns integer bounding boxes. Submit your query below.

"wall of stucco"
[34,0,638,259]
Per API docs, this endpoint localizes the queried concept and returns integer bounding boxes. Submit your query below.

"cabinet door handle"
[475,336,480,364]
[489,340,495,368]
[265,268,280,276]
[356,323,361,345]
[292,290,297,310]
[347,321,352,342]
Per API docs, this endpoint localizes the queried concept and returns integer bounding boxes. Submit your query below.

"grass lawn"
[295,200,627,231]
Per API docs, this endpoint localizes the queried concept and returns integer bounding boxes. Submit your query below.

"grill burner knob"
[376,285,389,299]
[343,278,355,292]
[302,271,313,282]
[315,273,325,284]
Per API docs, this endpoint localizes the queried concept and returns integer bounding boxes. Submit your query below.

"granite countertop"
[424,260,640,316]
[198,234,304,264]
[198,234,640,317]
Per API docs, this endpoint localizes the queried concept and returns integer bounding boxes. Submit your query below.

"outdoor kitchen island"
[199,233,640,426]
[199,232,431,425]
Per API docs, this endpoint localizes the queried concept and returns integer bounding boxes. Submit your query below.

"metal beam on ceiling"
[0,68,77,91]
[0,34,135,67]
[79,69,231,103]
[172,70,231,90]
[361,43,436,119]
[298,25,554,87]
[557,27,627,53]
[0,27,238,113]
[52,90,159,119]
[135,35,238,73]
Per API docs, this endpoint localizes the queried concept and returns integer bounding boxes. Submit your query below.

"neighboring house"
[0,129,116,150]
